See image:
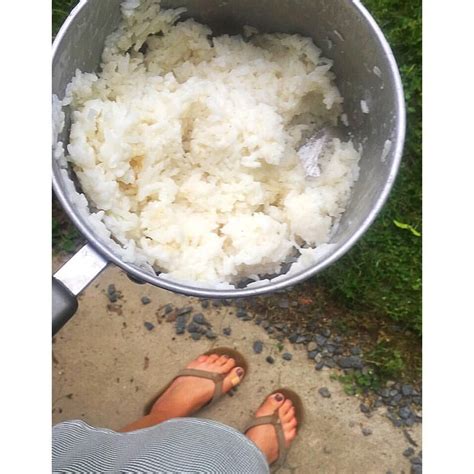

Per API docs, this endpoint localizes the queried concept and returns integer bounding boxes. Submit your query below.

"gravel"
[361,427,373,436]
[307,341,318,352]
[253,340,264,354]
[401,384,414,396]
[266,356,275,364]
[144,321,154,331]
[282,352,293,361]
[187,322,201,334]
[192,313,208,325]
[410,457,422,465]
[318,387,331,398]
[141,296,151,305]
[163,304,173,314]
[315,335,327,346]
[399,407,412,419]
[177,306,193,316]
[403,447,415,457]
[360,403,370,414]
[307,351,318,360]
[191,333,201,341]
[106,284,119,303]
[223,327,232,336]
[175,315,187,335]
[205,330,217,339]
[315,361,325,370]
[200,300,209,309]
[337,356,364,369]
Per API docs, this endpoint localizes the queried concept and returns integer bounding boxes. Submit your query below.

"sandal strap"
[176,368,225,405]
[244,414,288,471]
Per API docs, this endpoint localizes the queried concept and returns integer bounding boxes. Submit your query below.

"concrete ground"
[53,260,421,473]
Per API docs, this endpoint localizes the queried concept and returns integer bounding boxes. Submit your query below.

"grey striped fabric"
[52,417,270,473]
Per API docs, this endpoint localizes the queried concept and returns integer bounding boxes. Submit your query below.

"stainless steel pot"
[52,0,405,334]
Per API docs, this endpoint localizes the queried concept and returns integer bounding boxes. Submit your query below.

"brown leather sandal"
[144,347,248,415]
[244,388,304,472]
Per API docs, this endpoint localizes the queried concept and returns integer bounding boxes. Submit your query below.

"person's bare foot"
[120,353,244,432]
[245,393,298,465]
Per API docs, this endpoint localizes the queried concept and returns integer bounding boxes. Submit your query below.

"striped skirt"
[53,417,269,473]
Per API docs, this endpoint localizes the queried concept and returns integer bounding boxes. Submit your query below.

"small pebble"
[315,335,327,346]
[191,333,201,341]
[361,427,373,436]
[411,466,422,474]
[222,299,231,306]
[315,361,325,371]
[201,300,209,309]
[187,322,201,334]
[307,351,318,360]
[212,300,221,307]
[261,320,270,329]
[307,341,318,352]
[282,352,293,361]
[144,321,154,331]
[141,296,151,305]
[177,306,193,316]
[338,356,364,369]
[205,330,217,340]
[236,308,247,318]
[318,387,331,398]
[193,313,208,325]
[295,335,307,344]
[351,346,362,355]
[321,328,331,337]
[266,356,275,364]
[401,384,414,396]
[360,403,370,414]
[288,333,299,343]
[107,284,119,303]
[164,304,173,314]
[410,457,422,465]
[253,340,264,354]
[223,327,232,336]
[399,407,412,419]
[403,447,415,457]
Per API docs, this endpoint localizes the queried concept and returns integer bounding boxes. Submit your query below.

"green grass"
[318,0,422,336]
[52,0,422,340]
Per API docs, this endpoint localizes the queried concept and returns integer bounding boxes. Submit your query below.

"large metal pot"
[52,0,405,333]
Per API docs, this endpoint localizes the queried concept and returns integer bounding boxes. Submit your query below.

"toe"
[281,407,295,423]
[220,358,236,373]
[279,399,293,417]
[287,428,297,442]
[284,418,297,430]
[188,355,208,368]
[207,354,220,363]
[255,393,286,417]
[217,355,229,365]
[222,366,245,392]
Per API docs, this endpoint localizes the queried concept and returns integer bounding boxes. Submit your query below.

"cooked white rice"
[60,0,361,286]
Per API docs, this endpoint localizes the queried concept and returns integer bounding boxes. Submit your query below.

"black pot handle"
[52,243,108,335]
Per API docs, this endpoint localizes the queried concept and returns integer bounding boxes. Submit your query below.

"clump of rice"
[60,0,361,286]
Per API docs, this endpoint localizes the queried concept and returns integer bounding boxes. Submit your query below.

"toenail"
[236,367,244,377]
[274,393,284,401]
